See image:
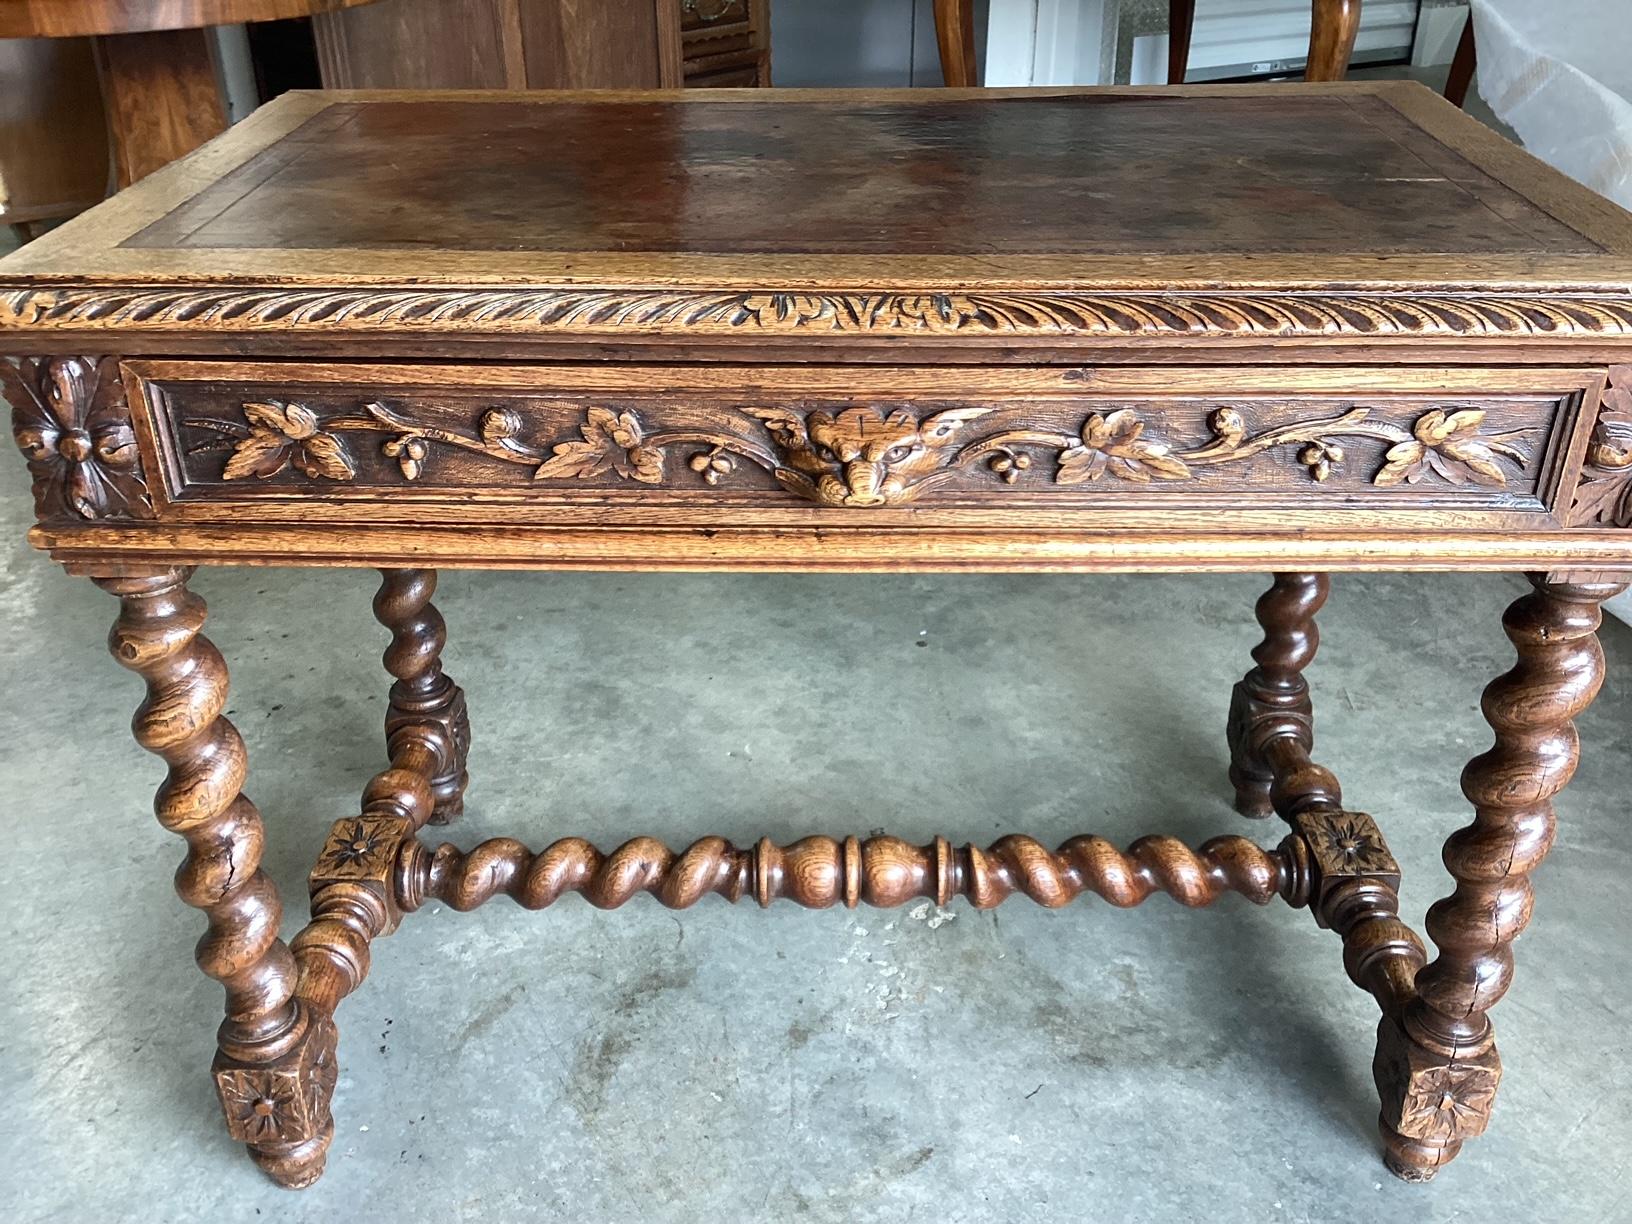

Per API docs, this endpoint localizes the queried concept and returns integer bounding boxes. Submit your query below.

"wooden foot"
[1228,573,1329,818]
[374,569,469,825]
[96,568,335,1189]
[1374,575,1627,1181]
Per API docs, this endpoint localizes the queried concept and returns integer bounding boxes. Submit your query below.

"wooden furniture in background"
[0,36,108,240]
[1169,0,1362,83]
[677,0,769,88]
[0,0,381,185]
[316,0,975,92]
[313,0,685,90]
[4,83,1632,1190]
[1445,13,1477,108]
[933,0,978,87]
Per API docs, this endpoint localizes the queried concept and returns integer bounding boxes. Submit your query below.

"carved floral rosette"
[4,356,153,521]
[1569,364,1632,528]
[182,393,1541,509]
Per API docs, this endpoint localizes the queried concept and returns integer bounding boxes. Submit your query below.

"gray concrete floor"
[3,473,1632,1223]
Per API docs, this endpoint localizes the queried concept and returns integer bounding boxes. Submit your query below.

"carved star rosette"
[312,816,403,885]
[214,1012,339,1145]
[1374,1017,1502,1145]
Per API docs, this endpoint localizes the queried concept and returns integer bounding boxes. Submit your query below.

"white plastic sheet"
[1471,0,1632,208]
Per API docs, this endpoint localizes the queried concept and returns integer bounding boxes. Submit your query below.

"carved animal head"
[752,405,993,506]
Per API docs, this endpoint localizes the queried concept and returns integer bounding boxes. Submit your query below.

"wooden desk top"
[4,85,1632,576]
[4,83,1632,357]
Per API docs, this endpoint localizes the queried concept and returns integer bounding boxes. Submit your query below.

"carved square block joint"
[214,1013,338,1146]
[1373,1016,1501,1144]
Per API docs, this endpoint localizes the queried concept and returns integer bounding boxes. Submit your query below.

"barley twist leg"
[97,568,334,1189]
[1228,573,1329,818]
[1375,575,1627,1181]
[374,568,469,824]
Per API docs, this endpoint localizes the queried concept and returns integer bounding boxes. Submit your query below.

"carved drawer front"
[124,361,1603,529]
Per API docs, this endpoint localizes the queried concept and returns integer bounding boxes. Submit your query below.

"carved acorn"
[988,449,1033,483]
[1298,441,1344,482]
[383,433,429,480]
[689,447,736,485]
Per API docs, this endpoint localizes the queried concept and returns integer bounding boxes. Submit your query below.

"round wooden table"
[0,0,380,186]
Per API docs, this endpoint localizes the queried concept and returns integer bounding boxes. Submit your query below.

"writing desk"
[4,84,1631,1188]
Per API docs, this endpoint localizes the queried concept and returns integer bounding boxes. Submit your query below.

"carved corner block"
[1569,365,1632,528]
[213,1011,338,1147]
[2,356,154,522]
[1374,1016,1501,1154]
[1291,809,1399,924]
[312,814,413,930]
[385,683,470,824]
[312,815,404,886]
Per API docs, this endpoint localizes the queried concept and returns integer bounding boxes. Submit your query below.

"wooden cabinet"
[314,0,680,89]
[679,0,769,87]
[0,36,109,230]
[312,0,770,91]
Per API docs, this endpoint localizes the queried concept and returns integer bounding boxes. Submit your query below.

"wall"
[771,0,1107,88]
[772,0,975,87]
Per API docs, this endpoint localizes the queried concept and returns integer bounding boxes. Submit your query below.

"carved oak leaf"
[535,406,664,484]
[1375,409,1519,488]
[748,407,828,476]
[1056,409,1190,484]
[223,401,355,482]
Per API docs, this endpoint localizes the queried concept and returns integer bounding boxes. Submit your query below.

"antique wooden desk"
[4,84,1631,1190]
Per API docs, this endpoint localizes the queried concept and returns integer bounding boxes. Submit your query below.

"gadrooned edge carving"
[7,286,1632,338]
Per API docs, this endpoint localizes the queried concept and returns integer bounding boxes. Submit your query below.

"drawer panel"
[681,0,757,60]
[686,63,764,89]
[681,0,751,33]
[125,361,1601,530]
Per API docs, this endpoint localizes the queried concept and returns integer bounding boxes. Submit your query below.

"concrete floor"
[2,462,1631,1222]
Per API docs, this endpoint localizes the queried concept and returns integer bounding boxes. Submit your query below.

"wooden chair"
[1169,0,1362,84]
[1444,13,1476,108]
[933,0,978,87]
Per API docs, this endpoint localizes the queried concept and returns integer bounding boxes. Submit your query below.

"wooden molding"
[7,286,1632,341]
